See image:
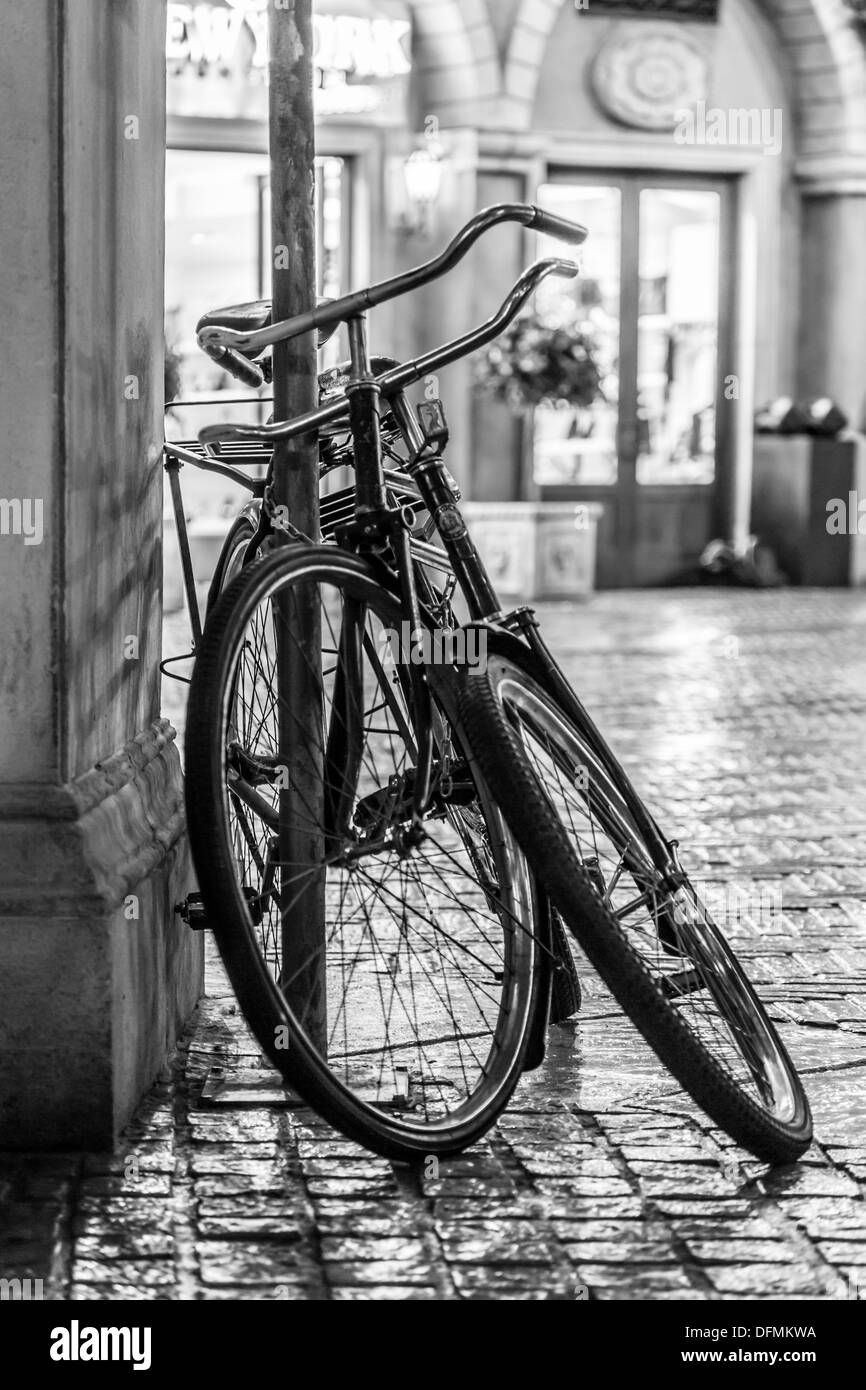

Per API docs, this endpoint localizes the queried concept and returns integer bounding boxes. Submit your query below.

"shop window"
[165,148,351,441]
[533,184,621,487]
[532,177,722,491]
[636,189,720,486]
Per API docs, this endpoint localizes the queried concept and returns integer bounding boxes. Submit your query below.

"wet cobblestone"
[3,590,866,1299]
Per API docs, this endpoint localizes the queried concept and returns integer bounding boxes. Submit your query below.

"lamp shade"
[403,147,443,208]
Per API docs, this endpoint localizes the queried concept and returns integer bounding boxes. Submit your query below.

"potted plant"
[468,314,606,600]
[474,311,604,425]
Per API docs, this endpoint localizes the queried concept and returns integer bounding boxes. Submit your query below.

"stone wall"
[0,0,202,1150]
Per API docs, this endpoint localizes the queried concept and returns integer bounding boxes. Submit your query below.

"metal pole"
[269,0,326,1054]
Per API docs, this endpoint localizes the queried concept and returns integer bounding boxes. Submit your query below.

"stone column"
[0,0,202,1149]
[470,167,530,503]
[796,156,866,431]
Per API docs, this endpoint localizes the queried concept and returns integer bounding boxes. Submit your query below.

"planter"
[751,433,866,585]
[461,502,602,601]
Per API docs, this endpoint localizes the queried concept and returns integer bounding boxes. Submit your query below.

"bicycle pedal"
[243,887,264,926]
[660,966,705,999]
[583,856,606,899]
[175,893,210,931]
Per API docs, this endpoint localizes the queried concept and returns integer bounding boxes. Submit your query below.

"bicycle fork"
[329,316,438,836]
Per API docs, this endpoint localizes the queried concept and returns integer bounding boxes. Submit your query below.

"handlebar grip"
[200,340,265,390]
[527,206,588,246]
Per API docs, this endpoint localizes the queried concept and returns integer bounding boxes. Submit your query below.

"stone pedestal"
[462,502,602,600]
[0,0,202,1149]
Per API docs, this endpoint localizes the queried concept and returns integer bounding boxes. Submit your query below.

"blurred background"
[163,0,866,600]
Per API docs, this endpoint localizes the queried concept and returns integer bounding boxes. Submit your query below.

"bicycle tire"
[185,545,542,1159]
[205,516,580,1038]
[207,512,582,1026]
[457,649,812,1165]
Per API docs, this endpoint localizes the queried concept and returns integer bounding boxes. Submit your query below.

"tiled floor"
[3,588,866,1299]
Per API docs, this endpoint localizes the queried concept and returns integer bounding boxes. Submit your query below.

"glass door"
[636,188,720,488]
[532,184,621,490]
[534,172,734,587]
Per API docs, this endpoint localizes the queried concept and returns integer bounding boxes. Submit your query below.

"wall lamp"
[391,142,445,237]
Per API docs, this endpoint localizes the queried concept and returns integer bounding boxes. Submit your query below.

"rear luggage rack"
[161,435,430,675]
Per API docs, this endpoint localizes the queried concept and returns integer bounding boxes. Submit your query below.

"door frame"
[536,165,739,586]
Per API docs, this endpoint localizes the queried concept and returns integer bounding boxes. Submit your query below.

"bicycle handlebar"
[530,207,589,246]
[200,340,265,391]
[198,255,579,448]
[197,203,587,362]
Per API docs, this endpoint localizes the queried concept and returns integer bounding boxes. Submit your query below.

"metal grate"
[170,437,274,470]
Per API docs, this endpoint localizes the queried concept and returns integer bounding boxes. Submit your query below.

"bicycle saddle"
[196,299,338,352]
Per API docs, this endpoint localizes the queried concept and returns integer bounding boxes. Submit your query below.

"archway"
[501,0,866,162]
[408,0,500,120]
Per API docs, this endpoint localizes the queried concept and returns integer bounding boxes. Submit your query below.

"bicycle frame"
[175,202,607,837]
[176,204,814,1159]
[176,198,661,1068]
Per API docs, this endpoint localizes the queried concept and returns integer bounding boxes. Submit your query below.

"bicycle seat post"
[345,314,388,533]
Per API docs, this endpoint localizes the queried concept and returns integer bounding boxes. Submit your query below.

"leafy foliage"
[474,313,604,415]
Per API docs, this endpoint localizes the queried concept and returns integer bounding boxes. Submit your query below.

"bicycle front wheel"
[185,547,540,1160]
[458,650,812,1165]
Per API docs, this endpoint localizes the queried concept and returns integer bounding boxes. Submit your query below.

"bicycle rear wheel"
[458,649,812,1165]
[207,506,261,614]
[185,547,541,1159]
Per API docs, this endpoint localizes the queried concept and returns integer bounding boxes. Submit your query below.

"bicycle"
[165,204,582,1153]
[177,203,812,1166]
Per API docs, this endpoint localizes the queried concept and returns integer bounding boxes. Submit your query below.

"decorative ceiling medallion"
[591,23,709,131]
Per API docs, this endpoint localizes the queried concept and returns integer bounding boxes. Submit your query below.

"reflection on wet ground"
[1,589,864,1299]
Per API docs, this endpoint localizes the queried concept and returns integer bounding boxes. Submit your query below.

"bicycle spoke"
[207,565,536,1132]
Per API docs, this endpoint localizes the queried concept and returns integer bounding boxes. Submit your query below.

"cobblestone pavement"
[4,589,866,1300]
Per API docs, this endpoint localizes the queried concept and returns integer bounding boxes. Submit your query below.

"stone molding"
[796,153,866,197]
[0,719,185,916]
